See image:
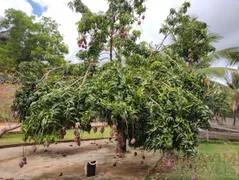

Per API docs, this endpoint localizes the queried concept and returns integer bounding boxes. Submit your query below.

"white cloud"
[0,0,33,16]
[140,0,184,44]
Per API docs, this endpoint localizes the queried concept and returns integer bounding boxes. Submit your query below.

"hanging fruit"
[100,126,105,134]
[130,138,136,144]
[112,124,117,130]
[93,126,98,133]
[74,129,79,137]
[74,137,78,142]
[22,157,27,165]
[110,130,114,137]
[19,161,24,168]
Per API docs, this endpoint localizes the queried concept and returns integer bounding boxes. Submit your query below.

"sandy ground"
[0,140,162,180]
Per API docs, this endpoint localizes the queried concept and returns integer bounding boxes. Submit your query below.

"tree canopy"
[9,1,218,157]
[0,9,68,72]
[69,0,148,63]
[12,51,212,156]
[11,0,239,158]
[159,2,219,69]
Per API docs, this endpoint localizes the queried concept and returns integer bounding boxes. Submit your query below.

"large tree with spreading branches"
[12,1,214,158]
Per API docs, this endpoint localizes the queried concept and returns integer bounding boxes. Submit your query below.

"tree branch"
[38,67,63,83]
[0,124,21,138]
[156,33,169,51]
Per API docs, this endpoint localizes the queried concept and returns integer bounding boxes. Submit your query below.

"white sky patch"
[0,0,33,16]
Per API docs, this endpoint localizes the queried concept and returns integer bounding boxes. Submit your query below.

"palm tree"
[224,72,239,126]
[196,50,239,126]
[196,47,239,76]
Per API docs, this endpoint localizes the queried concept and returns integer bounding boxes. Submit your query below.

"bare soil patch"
[0,140,162,180]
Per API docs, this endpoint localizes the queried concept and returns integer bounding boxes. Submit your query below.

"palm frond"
[209,47,239,65]
[209,80,235,103]
[207,33,222,43]
[67,1,74,11]
[195,67,238,78]
[230,93,239,112]
[225,71,239,90]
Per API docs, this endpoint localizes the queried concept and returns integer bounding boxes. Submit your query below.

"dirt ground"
[0,139,162,180]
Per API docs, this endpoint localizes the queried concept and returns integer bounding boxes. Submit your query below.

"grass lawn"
[0,127,111,146]
[148,142,239,180]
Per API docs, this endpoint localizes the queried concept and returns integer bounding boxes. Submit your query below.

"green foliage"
[12,2,214,156]
[209,47,239,66]
[159,2,235,121]
[0,9,68,71]
[203,83,232,119]
[13,53,213,155]
[160,2,217,67]
[70,0,147,62]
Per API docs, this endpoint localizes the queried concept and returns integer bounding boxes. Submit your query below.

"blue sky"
[27,0,47,17]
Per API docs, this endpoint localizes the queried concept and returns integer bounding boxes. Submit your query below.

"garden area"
[0,135,239,179]
[0,0,239,179]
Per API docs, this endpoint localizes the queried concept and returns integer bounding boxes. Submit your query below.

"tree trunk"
[120,134,127,153]
[110,37,113,61]
[0,124,21,138]
[233,111,236,126]
[116,116,127,153]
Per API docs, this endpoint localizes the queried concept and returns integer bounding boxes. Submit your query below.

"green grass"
[0,127,111,146]
[148,143,239,180]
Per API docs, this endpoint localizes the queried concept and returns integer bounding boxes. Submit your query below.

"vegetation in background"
[0,84,18,121]
[0,9,68,72]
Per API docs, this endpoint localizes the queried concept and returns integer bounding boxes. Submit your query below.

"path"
[0,140,161,180]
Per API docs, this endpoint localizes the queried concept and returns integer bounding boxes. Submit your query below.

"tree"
[12,1,213,158]
[225,72,239,126]
[29,17,69,66]
[0,9,69,71]
[159,2,216,67]
[158,2,239,125]
[68,0,148,63]
[159,2,239,70]
[13,46,213,157]
[203,82,231,124]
